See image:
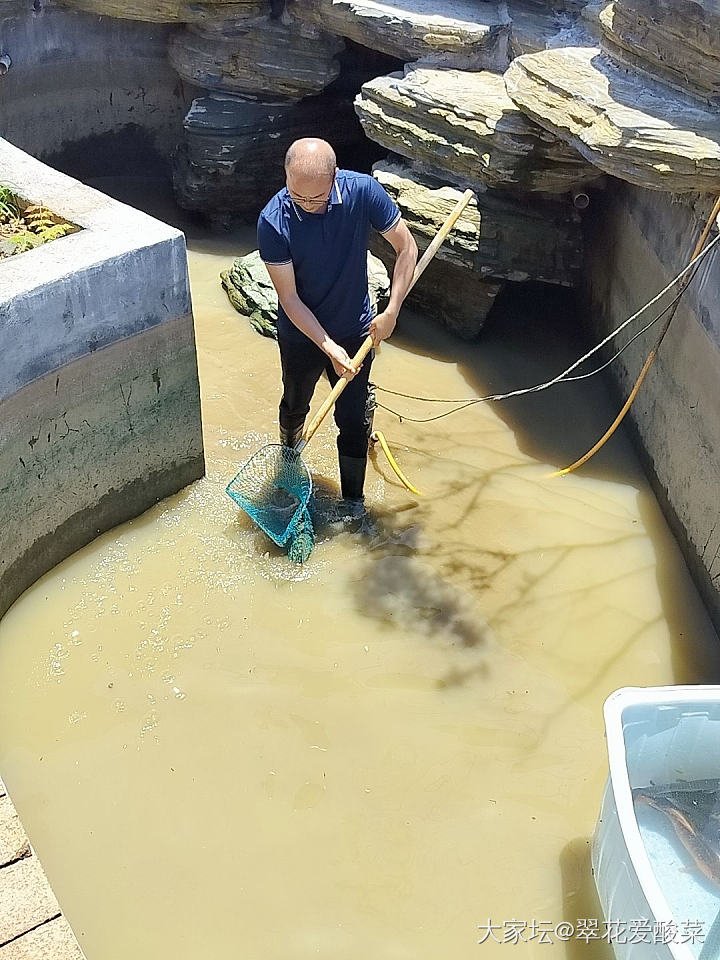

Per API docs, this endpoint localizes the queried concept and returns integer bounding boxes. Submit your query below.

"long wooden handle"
[297,187,475,451]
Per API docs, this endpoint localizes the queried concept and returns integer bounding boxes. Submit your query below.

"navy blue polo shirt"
[257,170,401,344]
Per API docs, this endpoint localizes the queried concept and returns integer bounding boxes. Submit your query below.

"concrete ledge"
[0,137,205,615]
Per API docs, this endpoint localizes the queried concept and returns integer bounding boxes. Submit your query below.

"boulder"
[292,0,510,71]
[56,0,264,19]
[373,159,582,285]
[354,66,601,195]
[173,94,367,221]
[169,16,343,101]
[221,250,279,337]
[599,0,720,101]
[221,250,390,337]
[505,45,720,193]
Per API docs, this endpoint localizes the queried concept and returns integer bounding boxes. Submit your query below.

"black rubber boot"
[280,425,303,449]
[269,0,286,18]
[338,455,367,501]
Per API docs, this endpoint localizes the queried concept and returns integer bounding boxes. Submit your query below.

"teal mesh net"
[226,444,314,556]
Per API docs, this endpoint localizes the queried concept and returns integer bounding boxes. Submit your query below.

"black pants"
[278,335,374,459]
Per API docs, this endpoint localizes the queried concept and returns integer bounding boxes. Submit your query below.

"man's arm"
[370,218,418,346]
[265,261,359,378]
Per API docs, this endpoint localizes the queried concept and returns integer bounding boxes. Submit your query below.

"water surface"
[0,180,718,959]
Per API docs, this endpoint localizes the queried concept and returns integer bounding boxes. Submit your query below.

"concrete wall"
[0,4,190,172]
[0,137,205,620]
[585,183,720,632]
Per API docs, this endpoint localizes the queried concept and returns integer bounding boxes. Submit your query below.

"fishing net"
[226,444,314,560]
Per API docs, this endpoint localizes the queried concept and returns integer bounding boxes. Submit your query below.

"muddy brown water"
[0,179,718,959]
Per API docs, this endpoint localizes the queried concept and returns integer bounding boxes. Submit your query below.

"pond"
[0,178,718,960]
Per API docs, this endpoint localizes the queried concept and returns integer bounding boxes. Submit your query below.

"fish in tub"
[592,687,720,960]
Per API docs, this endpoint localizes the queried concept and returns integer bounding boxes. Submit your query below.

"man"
[257,138,418,507]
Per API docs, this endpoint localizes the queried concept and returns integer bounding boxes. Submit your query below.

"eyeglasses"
[287,187,333,205]
[287,178,342,221]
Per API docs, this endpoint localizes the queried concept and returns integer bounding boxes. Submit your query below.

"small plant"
[0,186,80,259]
[0,184,21,222]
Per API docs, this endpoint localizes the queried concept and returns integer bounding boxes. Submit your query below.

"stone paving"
[0,778,84,959]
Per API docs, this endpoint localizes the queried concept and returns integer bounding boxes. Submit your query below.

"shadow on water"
[560,837,615,959]
[374,282,720,675]
[95,178,719,690]
[387,281,644,485]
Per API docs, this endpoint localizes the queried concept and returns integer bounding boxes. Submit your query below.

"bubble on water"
[69,711,87,725]
[115,700,126,712]
[172,686,186,700]
[141,710,159,733]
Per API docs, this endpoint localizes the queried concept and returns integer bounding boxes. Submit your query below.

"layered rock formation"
[505,45,720,193]
[599,0,720,101]
[370,169,502,338]
[368,161,582,337]
[355,66,601,194]
[169,16,344,100]
[174,94,367,220]
[293,0,511,71]
[374,160,581,285]
[57,0,264,21]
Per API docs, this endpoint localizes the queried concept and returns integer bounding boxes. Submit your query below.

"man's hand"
[370,308,398,346]
[324,340,359,379]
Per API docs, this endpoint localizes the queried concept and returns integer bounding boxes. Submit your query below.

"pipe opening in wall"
[0,55,12,76]
[572,189,590,210]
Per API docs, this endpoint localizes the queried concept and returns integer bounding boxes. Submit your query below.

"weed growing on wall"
[0,184,80,258]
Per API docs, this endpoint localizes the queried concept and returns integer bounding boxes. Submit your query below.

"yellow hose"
[371,431,422,496]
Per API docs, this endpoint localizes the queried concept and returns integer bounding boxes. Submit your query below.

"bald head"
[284,138,336,179]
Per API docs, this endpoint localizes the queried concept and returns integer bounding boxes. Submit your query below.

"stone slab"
[0,858,59,946]
[56,0,264,21]
[505,45,720,193]
[169,15,343,101]
[0,798,29,868]
[355,65,600,195]
[373,159,582,285]
[599,0,720,101]
[293,0,511,70]
[0,917,85,960]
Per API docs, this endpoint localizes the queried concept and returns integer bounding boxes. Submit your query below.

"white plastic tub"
[593,686,720,960]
